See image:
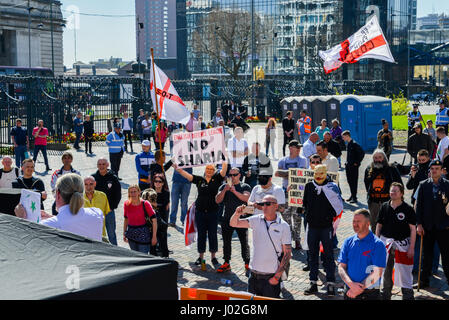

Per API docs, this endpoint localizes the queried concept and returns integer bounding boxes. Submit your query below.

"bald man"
[302,132,319,159]
[83,176,111,242]
[231,195,292,298]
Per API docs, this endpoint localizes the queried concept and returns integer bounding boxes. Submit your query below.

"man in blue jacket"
[106,123,125,180]
[73,112,84,150]
[135,139,155,191]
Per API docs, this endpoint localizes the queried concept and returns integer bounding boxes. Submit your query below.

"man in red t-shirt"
[32,120,51,171]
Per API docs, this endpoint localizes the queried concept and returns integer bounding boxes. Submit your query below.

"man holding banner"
[302,164,343,296]
[276,140,308,250]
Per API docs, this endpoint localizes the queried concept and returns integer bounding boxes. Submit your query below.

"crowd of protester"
[4,98,449,300]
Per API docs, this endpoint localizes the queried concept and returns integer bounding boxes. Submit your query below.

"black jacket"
[282,117,295,137]
[92,169,122,210]
[346,139,365,167]
[406,161,430,204]
[326,138,342,159]
[364,165,402,202]
[415,177,449,231]
[303,178,337,228]
[83,120,94,137]
[407,133,434,159]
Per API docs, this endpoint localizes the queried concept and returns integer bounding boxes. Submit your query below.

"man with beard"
[364,149,402,232]
[407,123,434,164]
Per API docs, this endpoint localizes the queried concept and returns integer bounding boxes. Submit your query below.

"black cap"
[288,140,302,148]
[114,122,121,129]
[439,98,445,105]
[430,159,443,167]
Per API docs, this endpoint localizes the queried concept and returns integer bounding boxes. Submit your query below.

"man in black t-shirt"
[376,182,416,300]
[215,167,252,274]
[10,119,29,169]
[12,159,46,209]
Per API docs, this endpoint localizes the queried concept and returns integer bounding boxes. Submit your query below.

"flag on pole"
[149,59,190,125]
[319,14,395,74]
[184,202,197,248]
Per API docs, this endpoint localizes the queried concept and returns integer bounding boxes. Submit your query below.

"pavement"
[14,122,449,300]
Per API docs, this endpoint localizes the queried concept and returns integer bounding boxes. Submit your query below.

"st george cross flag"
[184,202,197,248]
[149,59,190,125]
[319,14,395,74]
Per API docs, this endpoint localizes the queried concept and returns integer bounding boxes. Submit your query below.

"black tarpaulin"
[0,214,178,300]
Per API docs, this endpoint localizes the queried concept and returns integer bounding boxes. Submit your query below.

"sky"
[61,0,449,69]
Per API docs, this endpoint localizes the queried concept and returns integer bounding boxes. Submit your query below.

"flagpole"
[150,48,165,173]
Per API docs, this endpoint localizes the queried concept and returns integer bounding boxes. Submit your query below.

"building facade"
[0,0,64,75]
[180,0,414,82]
[136,0,188,79]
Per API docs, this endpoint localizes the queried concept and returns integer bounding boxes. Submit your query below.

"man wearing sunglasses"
[215,168,251,274]
[230,195,292,298]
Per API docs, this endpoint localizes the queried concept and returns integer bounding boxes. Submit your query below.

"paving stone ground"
[21,122,449,300]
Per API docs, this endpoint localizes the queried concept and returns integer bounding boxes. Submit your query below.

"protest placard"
[20,189,41,223]
[288,168,339,207]
[172,127,226,168]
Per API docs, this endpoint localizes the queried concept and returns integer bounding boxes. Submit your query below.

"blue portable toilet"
[338,95,392,151]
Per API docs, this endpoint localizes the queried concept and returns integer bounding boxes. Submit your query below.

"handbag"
[125,201,153,244]
[142,201,154,231]
[264,219,290,281]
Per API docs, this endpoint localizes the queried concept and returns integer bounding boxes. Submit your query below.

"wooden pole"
[417,234,424,292]
[150,48,165,173]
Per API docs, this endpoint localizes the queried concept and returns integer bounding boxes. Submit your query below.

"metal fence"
[0,75,403,156]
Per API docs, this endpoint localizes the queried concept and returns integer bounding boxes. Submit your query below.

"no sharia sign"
[172,127,226,168]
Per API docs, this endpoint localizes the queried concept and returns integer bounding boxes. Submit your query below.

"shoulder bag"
[264,218,290,281]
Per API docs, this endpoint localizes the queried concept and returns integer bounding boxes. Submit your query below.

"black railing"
[0,75,402,155]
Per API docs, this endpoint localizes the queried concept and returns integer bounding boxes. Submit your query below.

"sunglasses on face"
[310,161,321,164]
[154,180,163,183]
[229,173,240,177]
[257,201,276,207]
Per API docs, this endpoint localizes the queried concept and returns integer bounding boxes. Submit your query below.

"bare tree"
[191,9,271,80]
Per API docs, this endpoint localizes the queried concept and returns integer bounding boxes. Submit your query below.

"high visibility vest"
[436,108,449,126]
[407,111,421,127]
[86,108,94,117]
[303,116,312,134]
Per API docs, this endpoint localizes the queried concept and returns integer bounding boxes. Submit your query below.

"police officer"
[436,99,449,143]
[414,159,449,288]
[106,123,125,180]
[407,104,423,137]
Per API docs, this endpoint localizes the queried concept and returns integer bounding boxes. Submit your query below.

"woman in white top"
[15,173,103,241]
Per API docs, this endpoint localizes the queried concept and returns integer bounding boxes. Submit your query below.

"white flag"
[149,59,190,125]
[319,15,395,74]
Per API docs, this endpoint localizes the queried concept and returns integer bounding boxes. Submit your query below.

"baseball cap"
[113,122,121,129]
[288,140,302,148]
[142,140,151,147]
[413,122,422,129]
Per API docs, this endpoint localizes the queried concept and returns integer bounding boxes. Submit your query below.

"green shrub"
[388,92,410,116]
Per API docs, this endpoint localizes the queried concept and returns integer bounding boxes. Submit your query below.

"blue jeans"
[33,145,49,167]
[169,182,191,224]
[74,131,82,148]
[128,239,150,254]
[14,145,27,168]
[105,210,117,245]
[195,209,218,254]
[307,226,336,283]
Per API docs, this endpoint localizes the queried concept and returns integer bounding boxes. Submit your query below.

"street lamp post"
[28,0,33,74]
